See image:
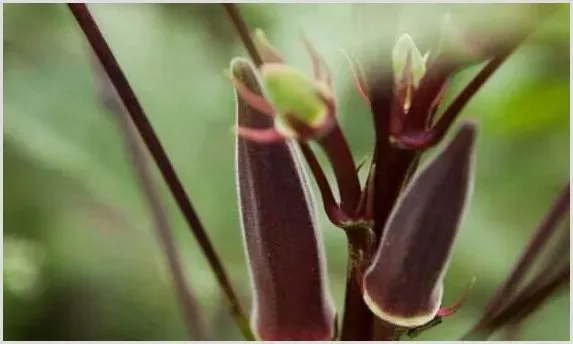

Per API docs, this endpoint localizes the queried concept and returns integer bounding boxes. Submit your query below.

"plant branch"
[495,266,570,326]
[68,4,252,340]
[223,4,263,67]
[340,229,375,340]
[299,142,351,225]
[475,184,569,326]
[428,53,510,144]
[495,266,569,328]
[463,264,570,340]
[317,125,361,216]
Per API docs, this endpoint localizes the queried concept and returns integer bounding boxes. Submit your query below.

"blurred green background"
[3,3,570,340]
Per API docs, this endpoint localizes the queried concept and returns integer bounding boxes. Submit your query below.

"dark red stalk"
[223,4,263,68]
[340,266,374,340]
[330,69,391,341]
[365,149,416,340]
[67,4,251,339]
[355,158,376,219]
[282,109,361,217]
[373,149,416,236]
[403,52,513,148]
[316,125,361,215]
[510,243,569,326]
[463,265,570,340]
[299,143,350,225]
[339,57,401,341]
[404,60,456,132]
[473,184,570,329]
[368,71,395,145]
[367,64,413,238]
[491,266,569,328]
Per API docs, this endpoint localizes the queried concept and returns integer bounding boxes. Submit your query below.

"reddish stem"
[427,53,511,146]
[299,142,350,225]
[317,124,361,216]
[478,184,570,324]
[223,4,263,68]
[340,230,375,340]
[464,265,570,340]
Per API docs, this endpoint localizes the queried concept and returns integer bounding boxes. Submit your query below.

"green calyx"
[260,63,330,129]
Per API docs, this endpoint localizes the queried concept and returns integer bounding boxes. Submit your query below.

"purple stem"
[317,124,361,216]
[477,184,569,325]
[463,264,569,340]
[223,4,263,67]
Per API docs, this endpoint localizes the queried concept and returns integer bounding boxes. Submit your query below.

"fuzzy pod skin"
[363,122,477,328]
[233,57,336,340]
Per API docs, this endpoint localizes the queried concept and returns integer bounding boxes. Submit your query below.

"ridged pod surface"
[363,122,477,328]
[233,58,335,340]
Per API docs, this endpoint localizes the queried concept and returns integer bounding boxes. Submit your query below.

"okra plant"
[68,3,569,341]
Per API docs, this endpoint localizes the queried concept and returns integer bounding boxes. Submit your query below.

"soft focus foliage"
[3,3,569,340]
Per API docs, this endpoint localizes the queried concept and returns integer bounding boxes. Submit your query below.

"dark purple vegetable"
[233,57,336,340]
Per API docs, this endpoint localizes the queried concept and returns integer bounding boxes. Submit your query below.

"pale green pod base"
[363,283,443,328]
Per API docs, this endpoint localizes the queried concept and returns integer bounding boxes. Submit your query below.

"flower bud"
[260,63,331,132]
[392,34,427,88]
[363,122,477,328]
[233,57,336,340]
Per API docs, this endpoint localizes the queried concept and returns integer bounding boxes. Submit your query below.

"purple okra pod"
[232,57,336,340]
[363,122,477,328]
